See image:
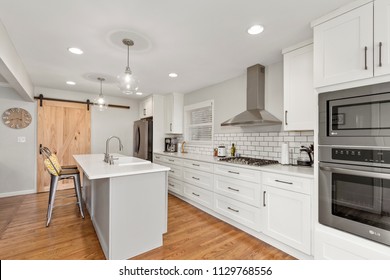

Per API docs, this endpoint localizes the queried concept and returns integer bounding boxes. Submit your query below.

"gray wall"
[0,86,140,197]
[184,62,284,134]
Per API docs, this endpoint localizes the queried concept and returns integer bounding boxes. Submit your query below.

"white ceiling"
[0,0,354,99]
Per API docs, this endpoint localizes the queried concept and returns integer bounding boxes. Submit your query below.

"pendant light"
[117,38,139,95]
[94,77,108,111]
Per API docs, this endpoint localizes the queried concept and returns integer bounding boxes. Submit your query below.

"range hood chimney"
[221,64,282,127]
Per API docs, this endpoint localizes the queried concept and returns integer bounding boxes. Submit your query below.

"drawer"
[153,154,164,162]
[214,193,262,232]
[163,156,183,166]
[214,175,261,207]
[214,163,261,183]
[168,177,184,195]
[167,164,183,180]
[262,172,312,195]
[183,183,213,209]
[183,159,213,173]
[183,167,214,191]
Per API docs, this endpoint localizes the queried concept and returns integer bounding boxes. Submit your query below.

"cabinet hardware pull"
[285,110,288,125]
[275,179,293,185]
[169,170,175,173]
[170,123,172,131]
[227,206,239,213]
[192,176,200,180]
[228,170,240,175]
[364,46,368,70]
[143,108,146,116]
[263,191,266,207]
[379,42,383,67]
[228,186,239,192]
[192,163,200,167]
[192,192,200,197]
[168,183,174,187]
[169,159,174,162]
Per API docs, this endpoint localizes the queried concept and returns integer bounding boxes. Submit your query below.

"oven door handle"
[320,166,390,180]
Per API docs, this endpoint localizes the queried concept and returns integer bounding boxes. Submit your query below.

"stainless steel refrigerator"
[133,118,153,161]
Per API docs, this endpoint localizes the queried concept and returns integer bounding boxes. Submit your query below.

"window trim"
[184,100,214,146]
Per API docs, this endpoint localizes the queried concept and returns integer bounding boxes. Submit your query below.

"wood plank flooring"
[0,189,294,260]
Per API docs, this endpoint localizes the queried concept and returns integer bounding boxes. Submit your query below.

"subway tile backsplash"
[185,131,314,165]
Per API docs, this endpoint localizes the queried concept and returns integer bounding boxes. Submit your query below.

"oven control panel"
[332,148,390,163]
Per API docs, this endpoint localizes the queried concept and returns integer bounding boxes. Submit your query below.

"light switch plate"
[17,136,26,143]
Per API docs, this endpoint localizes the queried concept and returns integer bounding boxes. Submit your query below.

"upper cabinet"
[312,0,390,90]
[165,93,183,134]
[139,96,153,119]
[282,40,315,131]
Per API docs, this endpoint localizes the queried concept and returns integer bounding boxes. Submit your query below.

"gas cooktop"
[218,156,279,166]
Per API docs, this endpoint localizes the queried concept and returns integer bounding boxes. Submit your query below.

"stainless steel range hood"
[221,64,282,127]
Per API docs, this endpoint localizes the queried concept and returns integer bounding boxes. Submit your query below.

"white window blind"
[184,100,214,144]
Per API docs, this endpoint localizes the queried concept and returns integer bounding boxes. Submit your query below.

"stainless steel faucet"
[104,136,124,163]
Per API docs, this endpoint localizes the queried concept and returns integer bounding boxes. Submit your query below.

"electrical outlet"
[17,136,26,143]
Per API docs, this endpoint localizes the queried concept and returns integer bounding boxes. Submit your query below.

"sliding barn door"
[37,100,91,192]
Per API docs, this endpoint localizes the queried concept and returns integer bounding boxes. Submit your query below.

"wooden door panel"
[37,100,91,193]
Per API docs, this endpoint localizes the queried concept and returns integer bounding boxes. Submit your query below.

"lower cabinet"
[168,177,184,196]
[262,184,311,254]
[214,193,262,232]
[183,183,213,209]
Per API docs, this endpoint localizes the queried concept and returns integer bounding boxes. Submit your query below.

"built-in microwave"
[319,82,390,147]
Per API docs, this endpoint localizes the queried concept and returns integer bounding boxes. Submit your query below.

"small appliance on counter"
[217,145,226,157]
[297,144,314,166]
[165,137,178,152]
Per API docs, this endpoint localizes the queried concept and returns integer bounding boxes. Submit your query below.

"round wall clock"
[2,108,32,129]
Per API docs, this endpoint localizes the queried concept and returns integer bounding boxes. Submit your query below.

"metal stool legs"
[46,173,85,227]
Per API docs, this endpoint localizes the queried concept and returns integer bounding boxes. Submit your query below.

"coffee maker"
[165,137,178,152]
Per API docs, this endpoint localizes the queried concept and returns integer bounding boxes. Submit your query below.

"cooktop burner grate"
[218,156,279,166]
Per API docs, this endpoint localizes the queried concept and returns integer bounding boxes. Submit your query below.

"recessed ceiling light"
[136,92,143,95]
[66,81,76,85]
[169,73,178,78]
[67,47,83,55]
[247,25,264,35]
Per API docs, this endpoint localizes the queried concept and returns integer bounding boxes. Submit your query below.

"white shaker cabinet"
[139,96,153,119]
[282,41,315,131]
[165,92,183,134]
[312,0,390,89]
[262,172,312,255]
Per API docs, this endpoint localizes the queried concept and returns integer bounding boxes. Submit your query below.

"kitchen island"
[73,154,170,260]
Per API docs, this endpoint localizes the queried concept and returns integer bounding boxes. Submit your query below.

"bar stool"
[40,146,85,226]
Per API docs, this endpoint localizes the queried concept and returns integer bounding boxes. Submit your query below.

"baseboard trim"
[0,189,36,198]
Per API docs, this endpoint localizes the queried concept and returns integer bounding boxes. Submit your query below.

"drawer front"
[214,164,261,183]
[214,175,261,207]
[167,164,183,180]
[214,193,262,232]
[262,172,312,195]
[168,177,183,195]
[183,183,213,209]
[183,159,214,173]
[163,156,183,166]
[153,154,164,162]
[183,168,214,191]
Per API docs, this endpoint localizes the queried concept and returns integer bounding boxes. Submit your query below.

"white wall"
[184,62,284,134]
[0,86,140,197]
[0,87,36,197]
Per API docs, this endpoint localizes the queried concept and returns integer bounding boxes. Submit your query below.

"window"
[184,100,214,145]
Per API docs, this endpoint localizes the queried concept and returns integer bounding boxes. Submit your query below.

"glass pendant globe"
[93,94,108,111]
[117,70,139,95]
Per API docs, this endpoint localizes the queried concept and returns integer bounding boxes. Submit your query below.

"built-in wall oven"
[319,82,390,246]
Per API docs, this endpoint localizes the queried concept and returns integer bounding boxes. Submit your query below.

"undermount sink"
[115,156,151,166]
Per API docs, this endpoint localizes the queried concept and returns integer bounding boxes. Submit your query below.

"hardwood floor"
[0,190,294,260]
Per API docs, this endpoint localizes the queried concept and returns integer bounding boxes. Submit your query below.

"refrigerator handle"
[137,127,141,153]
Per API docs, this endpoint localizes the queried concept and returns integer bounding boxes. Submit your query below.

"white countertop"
[73,154,170,180]
[154,151,314,179]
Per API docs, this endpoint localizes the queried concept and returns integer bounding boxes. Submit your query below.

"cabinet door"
[283,43,315,131]
[313,2,373,87]
[144,97,153,118]
[263,185,311,254]
[374,0,390,77]
[165,93,183,134]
